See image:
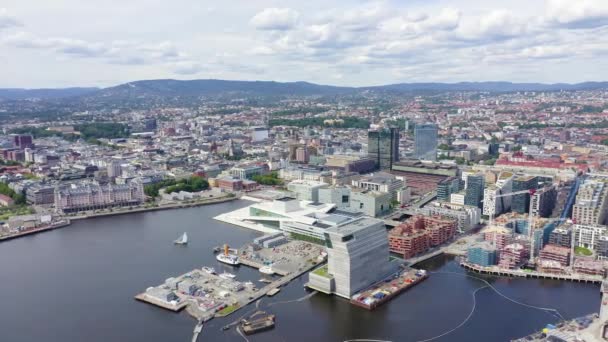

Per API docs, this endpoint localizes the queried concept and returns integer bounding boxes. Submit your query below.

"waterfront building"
[572,179,608,225]
[498,243,529,269]
[280,210,364,241]
[511,175,538,214]
[414,124,438,161]
[538,244,570,266]
[467,242,497,267]
[54,179,144,213]
[287,180,328,202]
[464,173,485,209]
[225,196,336,231]
[573,259,606,276]
[437,176,461,202]
[367,128,400,170]
[388,215,456,258]
[308,217,398,298]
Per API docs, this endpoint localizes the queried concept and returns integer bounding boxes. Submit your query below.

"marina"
[136,237,326,321]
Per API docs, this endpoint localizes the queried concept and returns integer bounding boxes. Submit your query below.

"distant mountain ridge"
[0,87,98,100]
[2,79,608,101]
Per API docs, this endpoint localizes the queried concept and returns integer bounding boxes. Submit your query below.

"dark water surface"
[0,201,600,342]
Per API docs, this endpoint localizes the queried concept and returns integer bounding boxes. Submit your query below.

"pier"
[0,220,71,242]
[461,262,604,284]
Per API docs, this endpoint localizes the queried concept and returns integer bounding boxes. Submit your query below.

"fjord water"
[0,201,599,342]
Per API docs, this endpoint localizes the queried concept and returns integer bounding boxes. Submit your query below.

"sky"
[1,0,608,88]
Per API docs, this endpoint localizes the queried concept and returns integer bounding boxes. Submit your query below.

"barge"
[350,269,429,310]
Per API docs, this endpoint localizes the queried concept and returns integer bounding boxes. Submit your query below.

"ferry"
[216,253,240,265]
[202,266,216,275]
[216,244,240,265]
[219,272,236,280]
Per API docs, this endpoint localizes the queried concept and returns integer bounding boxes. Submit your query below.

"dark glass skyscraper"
[512,175,538,213]
[464,174,485,208]
[414,123,438,161]
[367,128,399,170]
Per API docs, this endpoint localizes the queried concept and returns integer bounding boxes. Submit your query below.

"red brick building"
[388,215,457,258]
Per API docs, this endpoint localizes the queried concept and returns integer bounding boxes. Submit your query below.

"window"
[342,195,349,203]
[360,203,364,209]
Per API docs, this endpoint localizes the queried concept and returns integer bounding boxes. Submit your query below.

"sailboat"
[174,232,188,245]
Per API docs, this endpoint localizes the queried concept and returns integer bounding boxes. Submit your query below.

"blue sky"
[1,0,608,88]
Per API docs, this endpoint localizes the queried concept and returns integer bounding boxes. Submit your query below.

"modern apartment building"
[572,180,608,225]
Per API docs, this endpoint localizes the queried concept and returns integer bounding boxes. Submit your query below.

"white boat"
[244,281,254,287]
[219,272,236,280]
[174,232,188,245]
[216,253,240,265]
[202,266,216,275]
[259,266,274,275]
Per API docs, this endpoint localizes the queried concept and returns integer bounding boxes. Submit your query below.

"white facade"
[483,173,514,218]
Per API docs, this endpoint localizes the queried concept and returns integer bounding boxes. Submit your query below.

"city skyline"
[1,0,608,88]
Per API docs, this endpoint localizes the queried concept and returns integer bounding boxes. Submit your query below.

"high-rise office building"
[437,176,461,202]
[512,175,538,214]
[414,124,438,161]
[464,174,485,208]
[367,128,399,170]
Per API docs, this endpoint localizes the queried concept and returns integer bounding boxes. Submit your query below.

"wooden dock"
[461,262,603,284]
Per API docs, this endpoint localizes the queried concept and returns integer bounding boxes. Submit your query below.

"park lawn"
[574,246,593,256]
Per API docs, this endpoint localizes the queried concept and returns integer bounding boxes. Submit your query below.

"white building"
[573,224,608,250]
[483,171,514,218]
[287,180,329,202]
[351,172,405,201]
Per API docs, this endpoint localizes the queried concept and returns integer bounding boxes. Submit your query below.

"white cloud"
[2,1,608,87]
[250,8,299,31]
[0,8,21,30]
[545,0,608,29]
